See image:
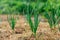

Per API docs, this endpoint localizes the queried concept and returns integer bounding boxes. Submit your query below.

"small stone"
[15,27,25,34]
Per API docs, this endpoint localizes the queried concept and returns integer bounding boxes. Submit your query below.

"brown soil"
[0,15,60,40]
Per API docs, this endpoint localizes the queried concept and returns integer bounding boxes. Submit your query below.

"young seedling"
[44,11,56,28]
[44,8,60,32]
[25,2,40,40]
[56,7,60,31]
[27,12,39,35]
[8,15,16,30]
[26,11,39,39]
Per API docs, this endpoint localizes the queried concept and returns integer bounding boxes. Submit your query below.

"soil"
[0,15,60,40]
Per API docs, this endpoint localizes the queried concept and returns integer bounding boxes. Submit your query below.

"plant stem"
[58,24,60,32]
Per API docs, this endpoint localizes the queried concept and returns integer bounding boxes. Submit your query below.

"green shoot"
[8,15,16,30]
[26,12,39,37]
[44,8,60,31]
[56,7,60,31]
[26,3,39,37]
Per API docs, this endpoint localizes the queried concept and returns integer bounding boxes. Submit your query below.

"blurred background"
[0,0,60,15]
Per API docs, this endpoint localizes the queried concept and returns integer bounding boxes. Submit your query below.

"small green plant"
[26,2,40,38]
[44,12,55,28]
[26,12,39,37]
[56,7,60,31]
[44,0,60,31]
[8,15,16,30]
[44,8,60,31]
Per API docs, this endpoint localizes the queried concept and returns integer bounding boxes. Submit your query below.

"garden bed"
[0,15,60,40]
